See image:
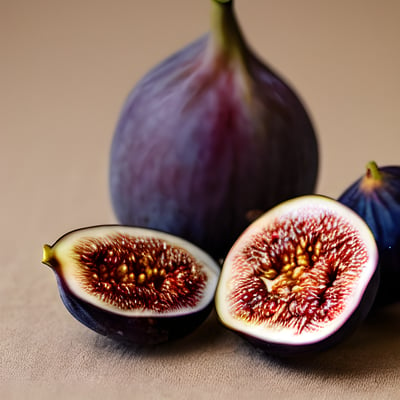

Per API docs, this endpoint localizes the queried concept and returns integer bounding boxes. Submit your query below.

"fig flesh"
[109,0,318,259]
[338,161,400,304]
[42,225,220,344]
[215,195,379,356]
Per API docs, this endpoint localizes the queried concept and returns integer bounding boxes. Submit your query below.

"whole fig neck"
[208,0,250,70]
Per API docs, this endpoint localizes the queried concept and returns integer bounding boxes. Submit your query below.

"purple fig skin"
[55,275,213,345]
[109,0,318,259]
[338,161,400,305]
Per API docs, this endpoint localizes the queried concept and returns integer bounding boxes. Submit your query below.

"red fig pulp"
[109,0,318,259]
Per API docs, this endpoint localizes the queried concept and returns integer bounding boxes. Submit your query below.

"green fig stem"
[210,0,249,67]
[365,161,382,181]
[360,161,383,192]
[42,244,57,269]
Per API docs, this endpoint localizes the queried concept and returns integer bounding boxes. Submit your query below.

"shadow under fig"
[247,303,400,377]
[84,303,400,377]
[89,309,227,359]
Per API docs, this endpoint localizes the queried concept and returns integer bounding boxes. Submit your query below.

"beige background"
[2,0,400,398]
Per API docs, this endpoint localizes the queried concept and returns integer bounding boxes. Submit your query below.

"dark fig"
[338,161,400,305]
[42,225,220,344]
[215,195,379,357]
[109,0,318,260]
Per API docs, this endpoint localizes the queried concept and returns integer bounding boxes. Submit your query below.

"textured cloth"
[2,1,400,399]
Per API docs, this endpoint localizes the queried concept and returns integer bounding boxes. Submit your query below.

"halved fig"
[42,225,220,344]
[215,195,379,356]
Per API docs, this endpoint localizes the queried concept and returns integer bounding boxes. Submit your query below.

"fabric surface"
[2,1,400,399]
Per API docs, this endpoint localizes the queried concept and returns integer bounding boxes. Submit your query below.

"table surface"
[2,1,400,399]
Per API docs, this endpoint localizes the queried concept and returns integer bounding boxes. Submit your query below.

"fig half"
[215,196,379,356]
[42,225,220,344]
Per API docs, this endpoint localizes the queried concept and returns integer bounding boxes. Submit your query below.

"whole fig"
[109,0,318,260]
[338,161,400,304]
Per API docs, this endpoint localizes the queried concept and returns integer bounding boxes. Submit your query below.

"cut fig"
[42,225,220,344]
[215,195,379,356]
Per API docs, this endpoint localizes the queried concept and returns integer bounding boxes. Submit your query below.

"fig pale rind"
[338,161,400,304]
[42,225,220,344]
[215,195,379,357]
[109,0,318,260]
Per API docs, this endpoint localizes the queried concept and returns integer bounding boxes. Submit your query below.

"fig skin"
[338,161,400,305]
[55,276,213,345]
[215,195,379,357]
[109,0,318,260]
[42,225,220,345]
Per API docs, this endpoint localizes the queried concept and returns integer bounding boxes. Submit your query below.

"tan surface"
[2,0,400,398]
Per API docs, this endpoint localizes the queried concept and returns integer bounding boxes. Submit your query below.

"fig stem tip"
[365,161,382,181]
[42,244,55,268]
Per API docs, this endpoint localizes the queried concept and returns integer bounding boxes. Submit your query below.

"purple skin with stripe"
[109,0,318,260]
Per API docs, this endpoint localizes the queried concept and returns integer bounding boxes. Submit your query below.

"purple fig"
[338,161,400,304]
[109,0,318,260]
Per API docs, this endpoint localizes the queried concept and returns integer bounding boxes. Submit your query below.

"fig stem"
[210,0,249,66]
[42,244,56,269]
[360,161,383,192]
[365,161,382,181]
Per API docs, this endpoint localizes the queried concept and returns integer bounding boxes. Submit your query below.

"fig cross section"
[75,233,207,312]
[216,195,379,354]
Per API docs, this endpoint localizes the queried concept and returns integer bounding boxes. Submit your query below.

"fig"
[215,195,379,356]
[109,0,318,259]
[42,225,220,344]
[338,161,400,305]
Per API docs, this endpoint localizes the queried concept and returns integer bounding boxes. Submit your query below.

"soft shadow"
[89,309,227,358]
[85,304,400,376]
[241,303,400,377]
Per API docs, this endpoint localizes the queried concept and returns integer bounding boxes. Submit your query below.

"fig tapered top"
[213,0,233,4]
[209,0,249,67]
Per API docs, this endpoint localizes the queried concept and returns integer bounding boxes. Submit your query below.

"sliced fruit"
[42,225,220,344]
[215,195,379,356]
